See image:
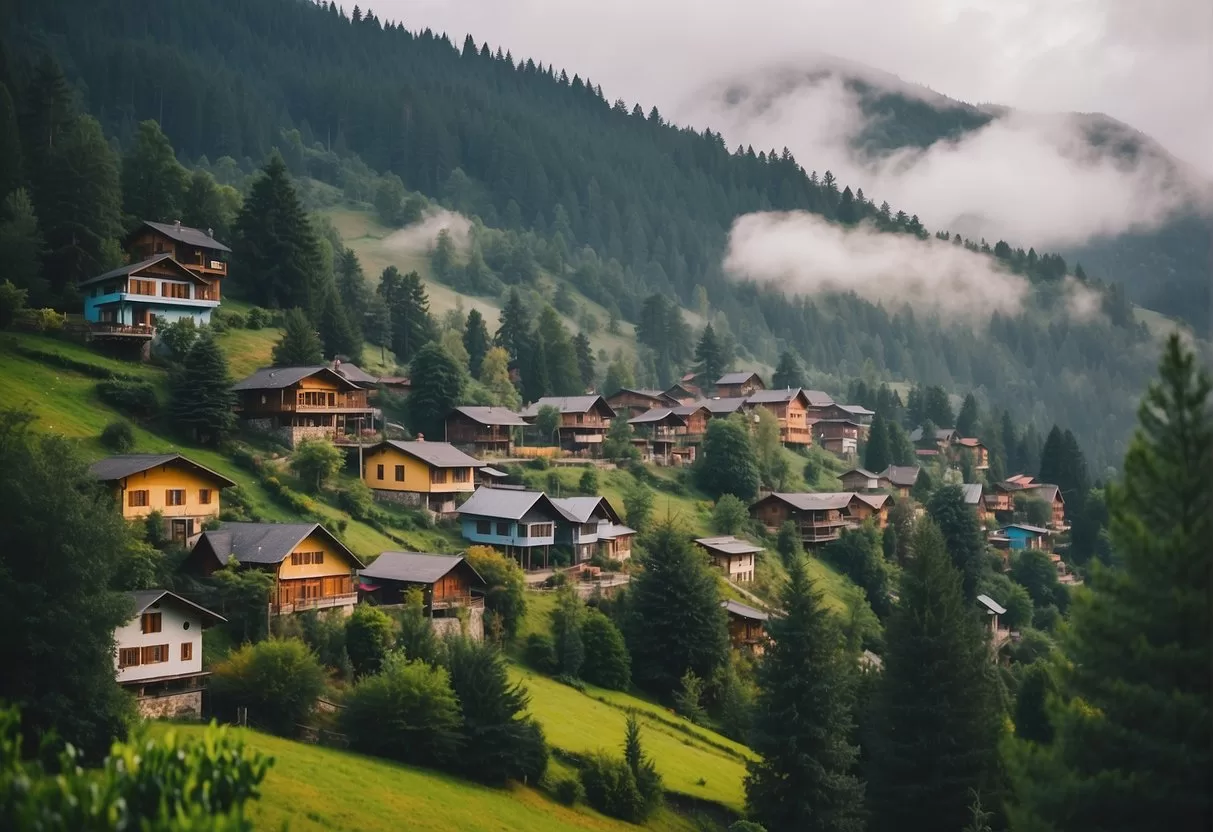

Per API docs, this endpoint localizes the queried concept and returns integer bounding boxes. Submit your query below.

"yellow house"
[90,454,236,544]
[186,522,365,615]
[362,440,484,514]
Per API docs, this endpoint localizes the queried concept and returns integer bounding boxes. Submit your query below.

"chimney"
[174,219,182,230]
[207,227,214,237]
[333,358,341,371]
[416,433,425,442]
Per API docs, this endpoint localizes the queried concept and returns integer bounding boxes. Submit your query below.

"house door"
[135,308,150,326]
[170,518,193,544]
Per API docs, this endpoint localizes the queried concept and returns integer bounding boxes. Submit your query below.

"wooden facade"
[233,367,374,448]
[444,407,526,455]
[715,372,766,398]
[750,493,854,547]
[91,454,234,545]
[521,396,616,456]
[605,388,678,420]
[361,441,481,513]
[722,600,769,654]
[813,419,862,455]
[747,390,812,445]
[126,224,229,281]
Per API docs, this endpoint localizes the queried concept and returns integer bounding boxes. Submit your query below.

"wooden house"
[879,465,921,498]
[750,492,855,547]
[80,256,221,337]
[800,390,838,418]
[598,521,636,562]
[552,496,625,564]
[445,406,528,456]
[605,388,679,420]
[698,397,750,422]
[956,437,990,469]
[839,467,886,492]
[746,388,813,446]
[848,492,891,529]
[961,483,994,523]
[456,488,562,571]
[721,600,769,654]
[125,220,230,283]
[715,371,765,398]
[90,454,235,545]
[520,396,615,455]
[984,481,1017,513]
[232,365,375,448]
[362,440,483,514]
[358,552,486,627]
[911,426,959,450]
[695,536,763,583]
[628,407,689,464]
[813,419,863,456]
[977,594,1011,651]
[186,522,364,615]
[663,381,701,404]
[1023,483,1067,529]
[115,589,224,719]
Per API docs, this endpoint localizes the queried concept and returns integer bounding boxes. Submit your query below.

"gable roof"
[853,493,892,510]
[1001,523,1051,535]
[1023,483,1063,504]
[671,403,710,418]
[716,371,763,386]
[520,396,615,418]
[194,522,364,568]
[598,522,637,540]
[232,365,361,392]
[754,492,856,511]
[837,403,875,416]
[747,388,809,406]
[332,362,379,386]
[695,536,764,556]
[663,382,699,397]
[801,390,836,408]
[552,496,622,525]
[372,440,484,469]
[610,387,674,402]
[840,467,881,480]
[136,220,232,253]
[359,552,484,586]
[698,397,748,415]
[959,483,984,505]
[881,465,922,487]
[628,407,685,426]
[910,426,958,442]
[128,589,226,624]
[956,437,986,448]
[450,406,528,426]
[79,254,210,288]
[977,594,1007,616]
[721,599,769,621]
[90,453,236,487]
[456,487,562,521]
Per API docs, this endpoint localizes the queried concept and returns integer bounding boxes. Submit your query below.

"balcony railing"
[87,322,156,337]
[275,592,357,615]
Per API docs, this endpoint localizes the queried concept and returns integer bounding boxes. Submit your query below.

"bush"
[554,776,585,806]
[580,610,631,690]
[465,546,529,643]
[99,420,135,452]
[527,456,550,471]
[18,307,66,332]
[210,638,326,736]
[345,604,395,677]
[289,438,344,493]
[224,311,247,329]
[579,468,599,494]
[96,379,159,418]
[525,633,559,674]
[0,280,27,329]
[340,652,463,768]
[711,494,750,535]
[220,484,259,521]
[336,480,377,521]
[580,752,647,822]
[246,307,268,329]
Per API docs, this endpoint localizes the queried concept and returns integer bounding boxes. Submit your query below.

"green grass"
[150,724,698,832]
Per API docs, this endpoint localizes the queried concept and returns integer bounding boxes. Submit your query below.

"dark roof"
[671,403,709,418]
[194,522,364,568]
[232,365,361,392]
[840,467,881,480]
[755,492,856,511]
[628,407,685,426]
[747,388,809,405]
[721,599,769,621]
[89,453,236,487]
[1023,483,1062,504]
[374,440,484,469]
[716,371,763,386]
[332,362,379,386]
[359,552,484,586]
[520,396,615,417]
[695,536,764,556]
[910,426,958,442]
[854,493,892,510]
[78,254,206,288]
[802,390,835,408]
[698,397,748,415]
[139,220,232,253]
[450,406,529,426]
[960,483,984,505]
[611,387,672,401]
[881,465,922,487]
[837,403,875,416]
[552,496,622,525]
[128,589,226,624]
[456,487,561,521]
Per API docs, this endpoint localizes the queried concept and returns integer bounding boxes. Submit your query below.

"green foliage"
[625,520,729,697]
[0,280,27,329]
[1011,549,1068,613]
[345,603,395,677]
[711,494,750,535]
[581,610,632,690]
[0,190,47,306]
[927,484,988,601]
[97,378,159,418]
[478,345,520,409]
[99,419,135,451]
[551,582,585,678]
[463,308,490,377]
[672,669,706,724]
[553,776,585,806]
[171,330,235,445]
[745,555,864,832]
[978,572,1033,631]
[775,519,804,566]
[771,350,804,390]
[289,437,344,492]
[621,479,655,532]
[340,652,463,768]
[695,323,728,385]
[602,415,638,461]
[822,525,892,619]
[696,415,760,500]
[211,638,326,736]
[378,267,437,365]
[465,545,528,643]
[204,562,275,644]
[1012,661,1055,744]
[407,342,466,440]
[271,307,324,366]
[864,411,892,473]
[580,716,663,823]
[524,632,559,674]
[578,467,599,495]
[121,119,187,229]
[1015,495,1052,528]
[0,411,137,760]
[298,609,352,680]
[753,407,790,490]
[390,587,439,666]
[956,393,980,438]
[623,713,664,818]
[534,404,562,444]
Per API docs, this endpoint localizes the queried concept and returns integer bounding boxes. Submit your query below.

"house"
[362,440,483,514]
[552,496,624,563]
[984,481,1017,513]
[746,388,813,445]
[911,426,959,450]
[663,381,700,404]
[813,402,872,427]
[329,360,380,388]
[605,387,679,420]
[628,407,689,464]
[960,483,994,523]
[800,390,838,417]
[956,437,990,469]
[80,256,221,337]
[186,522,364,615]
[456,487,562,570]
[115,589,224,719]
[813,419,863,455]
[977,593,1011,650]
[849,492,892,529]
[750,492,855,547]
[879,465,922,498]
[232,365,375,448]
[126,220,230,283]
[445,406,528,456]
[993,523,1053,552]
[520,396,616,456]
[695,536,763,583]
[89,454,236,545]
[1022,483,1067,529]
[598,521,637,562]
[839,467,886,492]
[715,371,765,398]
[721,599,770,654]
[357,552,486,637]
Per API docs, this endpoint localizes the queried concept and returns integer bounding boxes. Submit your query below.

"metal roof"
[450,406,528,426]
[89,453,236,487]
[720,599,769,621]
[481,466,508,478]
[695,536,764,556]
[551,496,621,524]
[881,465,922,487]
[375,440,484,469]
[195,522,364,567]
[140,220,232,253]
[359,552,483,586]
[697,397,749,415]
[977,594,1007,615]
[456,487,561,521]
[959,483,984,505]
[232,365,361,392]
[841,467,880,480]
[1023,483,1062,504]
[837,403,875,416]
[520,396,614,417]
[802,390,835,408]
[716,371,763,385]
[332,362,379,386]
[628,407,683,425]
[128,589,226,624]
[598,523,636,540]
[757,492,857,511]
[746,388,808,404]
[910,427,958,442]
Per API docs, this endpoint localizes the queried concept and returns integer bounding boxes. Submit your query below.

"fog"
[380,209,473,256]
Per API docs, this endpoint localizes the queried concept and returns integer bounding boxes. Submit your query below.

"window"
[430,468,448,484]
[141,612,162,634]
[128,490,149,507]
[376,464,384,480]
[290,551,325,566]
[118,648,140,668]
[453,468,470,483]
[476,520,491,535]
[129,278,156,296]
[529,523,553,538]
[394,465,405,482]
[496,522,510,537]
[166,489,185,506]
[140,644,169,664]
[299,391,330,407]
[161,282,191,299]
[199,489,212,505]
[181,642,193,662]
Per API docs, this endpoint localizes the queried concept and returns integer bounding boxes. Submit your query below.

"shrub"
[99,420,135,452]
[525,633,559,674]
[554,776,585,806]
[210,638,326,736]
[673,669,707,724]
[340,652,463,768]
[96,379,159,418]
[246,307,267,329]
[527,456,550,471]
[224,311,247,329]
[579,468,599,494]
[229,446,260,472]
[711,494,750,535]
[545,469,562,495]
[465,546,528,643]
[580,610,631,690]
[289,438,344,493]
[345,604,395,677]
[0,280,27,329]
[336,480,377,521]
[20,307,66,332]
[580,752,646,822]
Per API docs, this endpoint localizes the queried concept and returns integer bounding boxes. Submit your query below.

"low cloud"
[381,209,473,255]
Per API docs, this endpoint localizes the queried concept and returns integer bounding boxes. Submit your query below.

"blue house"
[551,496,623,564]
[994,523,1052,552]
[456,487,562,571]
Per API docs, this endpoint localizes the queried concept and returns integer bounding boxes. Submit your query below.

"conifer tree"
[170,330,236,446]
[864,411,892,473]
[696,414,760,500]
[0,82,21,200]
[746,555,865,832]
[867,519,1002,832]
[886,420,915,467]
[334,247,371,333]
[956,393,980,437]
[694,323,726,384]
[378,267,436,364]
[625,520,729,697]
[536,305,581,395]
[1007,336,1212,830]
[573,331,595,389]
[1037,424,1065,483]
[495,288,530,360]
[518,328,551,403]
[0,189,47,304]
[406,342,465,440]
[463,308,490,378]
[927,484,987,601]
[181,169,239,243]
[478,346,521,409]
[317,284,361,360]
[272,307,324,366]
[771,350,805,390]
[120,120,187,230]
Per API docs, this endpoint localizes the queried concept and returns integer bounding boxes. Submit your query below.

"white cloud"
[380,209,472,256]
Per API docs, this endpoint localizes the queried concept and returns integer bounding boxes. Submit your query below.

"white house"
[115,589,225,719]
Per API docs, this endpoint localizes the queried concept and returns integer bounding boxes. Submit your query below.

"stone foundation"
[279,425,337,448]
[430,606,484,642]
[373,489,425,508]
[136,690,202,720]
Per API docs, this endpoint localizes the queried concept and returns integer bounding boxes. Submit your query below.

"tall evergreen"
[1007,336,1212,830]
[0,81,21,200]
[378,267,436,364]
[517,327,550,403]
[694,323,726,384]
[955,393,979,437]
[0,189,47,304]
[625,520,729,698]
[867,519,1003,832]
[1037,424,1065,483]
[170,330,236,446]
[745,556,865,832]
[536,305,581,395]
[495,288,530,361]
[864,412,892,473]
[406,342,465,440]
[771,349,805,390]
[120,120,187,229]
[334,246,371,336]
[926,484,987,601]
[272,307,324,366]
[573,331,595,389]
[696,414,760,500]
[463,308,490,378]
[317,285,361,359]
[923,386,955,428]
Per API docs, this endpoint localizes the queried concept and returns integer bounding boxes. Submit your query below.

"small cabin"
[696,536,763,583]
[750,492,854,547]
[848,493,891,529]
[715,371,765,399]
[721,600,770,654]
[456,488,562,571]
[553,496,625,564]
[90,454,235,545]
[814,419,863,455]
[520,396,616,456]
[358,552,486,637]
[839,467,885,492]
[232,365,375,448]
[362,440,483,514]
[879,465,921,498]
[994,523,1053,553]
[445,406,528,456]
[746,388,812,445]
[605,388,679,420]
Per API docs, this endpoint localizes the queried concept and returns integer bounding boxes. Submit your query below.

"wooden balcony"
[431,594,485,611]
[86,322,156,339]
[275,592,357,615]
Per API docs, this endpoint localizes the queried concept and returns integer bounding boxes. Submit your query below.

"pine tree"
[378,267,436,364]
[431,228,456,282]
[463,308,490,378]
[181,169,239,243]
[334,247,371,334]
[1058,429,1090,512]
[694,323,726,384]
[317,285,361,359]
[551,582,584,678]
[745,555,865,832]
[1000,410,1020,473]
[923,386,955,428]
[406,342,465,440]
[1007,335,1212,830]
[517,328,551,403]
[864,412,892,473]
[1038,424,1065,483]
[0,81,22,200]
[625,520,729,697]
[495,288,530,360]
[867,519,1003,832]
[696,414,760,500]
[573,331,595,389]
[120,120,187,230]
[272,308,324,366]
[170,330,236,446]
[602,355,635,397]
[772,349,805,389]
[364,296,392,362]
[0,189,47,304]
[926,484,987,601]
[886,421,915,467]
[536,305,581,395]
[956,393,979,437]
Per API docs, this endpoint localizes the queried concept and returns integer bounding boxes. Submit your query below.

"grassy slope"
[151,724,697,832]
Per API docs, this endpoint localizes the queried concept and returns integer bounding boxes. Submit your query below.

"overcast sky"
[387,0,1212,174]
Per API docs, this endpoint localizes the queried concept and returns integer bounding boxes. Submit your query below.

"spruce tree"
[463,308,490,378]
[625,520,729,697]
[334,247,371,334]
[272,307,324,366]
[0,189,47,304]
[926,484,987,601]
[771,349,805,390]
[864,411,892,473]
[867,519,1003,832]
[518,327,551,403]
[886,420,915,467]
[694,323,726,384]
[536,305,581,395]
[573,331,595,389]
[317,285,361,360]
[696,414,760,500]
[0,81,22,200]
[956,393,979,437]
[1037,425,1065,484]
[120,120,187,230]
[406,342,465,440]
[746,555,865,832]
[495,288,530,361]
[378,267,436,364]
[1007,335,1212,830]
[170,330,236,446]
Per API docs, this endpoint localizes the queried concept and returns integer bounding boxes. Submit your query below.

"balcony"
[275,592,357,615]
[86,322,156,339]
